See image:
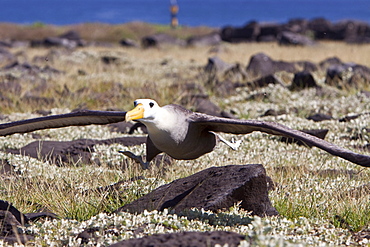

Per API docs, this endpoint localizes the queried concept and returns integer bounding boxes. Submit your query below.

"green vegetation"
[30,21,46,28]
[0,22,216,42]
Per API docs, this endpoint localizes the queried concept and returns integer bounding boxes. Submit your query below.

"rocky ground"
[0,22,370,246]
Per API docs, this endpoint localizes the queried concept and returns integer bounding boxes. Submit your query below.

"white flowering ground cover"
[0,43,370,246]
[1,86,369,246]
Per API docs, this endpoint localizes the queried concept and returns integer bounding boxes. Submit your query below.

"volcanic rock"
[204,56,235,75]
[333,20,370,43]
[0,159,17,175]
[109,231,246,247]
[319,56,342,70]
[257,23,282,42]
[120,38,139,47]
[1,61,63,75]
[204,57,247,86]
[283,18,309,34]
[58,30,81,41]
[261,109,287,117]
[246,53,297,78]
[31,30,85,49]
[187,32,221,46]
[6,137,146,166]
[290,71,319,90]
[296,61,318,72]
[307,113,334,122]
[249,74,285,89]
[339,113,367,122]
[0,200,32,244]
[141,33,186,48]
[0,200,57,244]
[325,63,370,89]
[278,31,316,46]
[221,21,260,42]
[307,18,335,40]
[115,164,278,217]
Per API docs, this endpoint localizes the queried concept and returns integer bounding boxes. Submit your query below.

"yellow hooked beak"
[125,103,144,121]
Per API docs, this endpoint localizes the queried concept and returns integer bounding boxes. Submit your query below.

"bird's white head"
[125,99,160,122]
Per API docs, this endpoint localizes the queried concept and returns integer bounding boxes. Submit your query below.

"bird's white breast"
[145,107,188,149]
[140,105,216,160]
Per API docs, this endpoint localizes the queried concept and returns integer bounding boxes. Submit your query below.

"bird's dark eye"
[149,102,154,108]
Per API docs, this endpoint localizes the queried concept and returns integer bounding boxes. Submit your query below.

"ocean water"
[1,0,369,27]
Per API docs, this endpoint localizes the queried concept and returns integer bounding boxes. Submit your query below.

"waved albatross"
[0,99,369,169]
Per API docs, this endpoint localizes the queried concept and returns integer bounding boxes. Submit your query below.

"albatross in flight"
[0,99,369,169]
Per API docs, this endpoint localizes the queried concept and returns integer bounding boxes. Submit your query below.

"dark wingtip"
[354,154,370,167]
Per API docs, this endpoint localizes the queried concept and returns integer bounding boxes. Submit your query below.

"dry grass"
[2,41,370,114]
[0,38,370,246]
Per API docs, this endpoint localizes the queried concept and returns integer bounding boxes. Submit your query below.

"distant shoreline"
[0,18,369,45]
[2,0,370,28]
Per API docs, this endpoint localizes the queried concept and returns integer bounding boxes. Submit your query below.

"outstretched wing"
[190,113,370,167]
[0,110,126,136]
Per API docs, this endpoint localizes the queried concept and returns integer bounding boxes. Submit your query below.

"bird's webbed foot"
[118,151,150,169]
[228,138,243,150]
[212,132,242,150]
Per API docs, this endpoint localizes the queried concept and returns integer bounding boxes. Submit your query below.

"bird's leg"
[118,151,150,169]
[211,132,242,150]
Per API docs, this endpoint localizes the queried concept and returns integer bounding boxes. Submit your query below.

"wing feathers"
[0,110,126,136]
[191,113,370,167]
[1,108,369,167]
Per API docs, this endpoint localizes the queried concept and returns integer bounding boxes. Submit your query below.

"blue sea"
[1,0,369,27]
